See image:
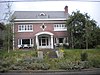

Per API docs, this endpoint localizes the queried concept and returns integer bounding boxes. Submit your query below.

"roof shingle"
[12,11,69,19]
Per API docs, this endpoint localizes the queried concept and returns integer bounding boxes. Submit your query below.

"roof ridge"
[15,11,64,12]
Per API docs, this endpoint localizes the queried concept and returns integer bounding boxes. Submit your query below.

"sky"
[0,1,100,26]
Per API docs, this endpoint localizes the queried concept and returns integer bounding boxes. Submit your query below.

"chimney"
[64,6,68,13]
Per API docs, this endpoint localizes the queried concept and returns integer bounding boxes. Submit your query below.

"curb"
[7,68,100,73]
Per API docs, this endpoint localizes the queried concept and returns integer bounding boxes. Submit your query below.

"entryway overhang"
[35,31,54,36]
[35,32,54,49]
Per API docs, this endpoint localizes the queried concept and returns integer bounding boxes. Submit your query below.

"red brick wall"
[14,22,68,48]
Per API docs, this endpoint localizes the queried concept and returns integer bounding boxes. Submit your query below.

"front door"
[39,36,50,48]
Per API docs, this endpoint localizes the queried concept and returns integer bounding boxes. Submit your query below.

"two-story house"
[11,6,69,49]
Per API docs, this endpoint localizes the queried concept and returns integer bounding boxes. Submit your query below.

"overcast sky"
[0,1,100,26]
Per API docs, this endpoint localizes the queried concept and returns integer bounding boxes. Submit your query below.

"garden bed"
[0,49,100,73]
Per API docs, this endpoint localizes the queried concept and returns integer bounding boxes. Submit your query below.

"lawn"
[0,49,100,72]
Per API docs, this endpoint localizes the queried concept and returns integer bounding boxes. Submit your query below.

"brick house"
[0,23,5,49]
[11,6,69,49]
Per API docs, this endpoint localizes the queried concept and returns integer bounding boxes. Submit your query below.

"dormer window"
[39,13,46,16]
[37,12,48,19]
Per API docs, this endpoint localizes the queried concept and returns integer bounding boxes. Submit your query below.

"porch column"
[36,35,39,49]
[30,39,31,46]
[21,39,22,46]
[56,38,59,44]
[63,38,66,44]
[51,35,53,49]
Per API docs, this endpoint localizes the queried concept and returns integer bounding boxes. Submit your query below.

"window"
[59,38,64,43]
[54,24,67,31]
[18,39,33,48]
[40,23,46,31]
[22,39,30,44]
[18,24,33,32]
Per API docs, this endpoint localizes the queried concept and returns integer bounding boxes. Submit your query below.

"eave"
[12,18,67,24]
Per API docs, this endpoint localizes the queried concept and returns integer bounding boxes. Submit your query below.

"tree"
[3,23,13,52]
[3,2,13,52]
[66,11,99,49]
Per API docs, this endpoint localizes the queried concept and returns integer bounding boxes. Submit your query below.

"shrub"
[95,45,100,49]
[27,63,50,70]
[58,61,91,70]
[80,61,91,69]
[0,59,12,72]
[58,61,81,70]
[41,63,50,70]
[0,67,9,73]
[81,52,88,61]
[9,65,23,70]
[59,62,72,70]
[89,58,100,68]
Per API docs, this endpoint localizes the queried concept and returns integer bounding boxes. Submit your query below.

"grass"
[64,49,100,60]
[0,50,37,59]
[0,49,100,61]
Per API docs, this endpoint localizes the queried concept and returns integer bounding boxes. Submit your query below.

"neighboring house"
[0,23,4,49]
[11,6,69,49]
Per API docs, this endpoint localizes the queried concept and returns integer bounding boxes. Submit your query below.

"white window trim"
[54,24,67,31]
[18,24,33,32]
[18,30,33,32]
[18,39,34,48]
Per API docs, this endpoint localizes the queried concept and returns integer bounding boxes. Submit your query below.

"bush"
[25,63,50,70]
[80,61,91,69]
[41,63,50,70]
[9,65,24,70]
[95,45,100,49]
[58,61,92,70]
[0,59,12,72]
[58,61,82,70]
[89,59,100,68]
[81,52,88,61]
[0,67,9,73]
[58,61,71,70]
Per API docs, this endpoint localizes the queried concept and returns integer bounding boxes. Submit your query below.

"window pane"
[59,38,64,43]
[22,39,30,44]
[30,25,32,30]
[28,25,30,30]
[19,26,21,30]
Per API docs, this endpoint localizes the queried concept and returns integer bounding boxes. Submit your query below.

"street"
[0,69,100,75]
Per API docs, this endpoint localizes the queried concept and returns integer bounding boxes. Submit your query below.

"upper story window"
[18,24,33,32]
[54,24,67,31]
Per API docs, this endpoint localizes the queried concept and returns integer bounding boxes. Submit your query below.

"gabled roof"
[11,11,69,20]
